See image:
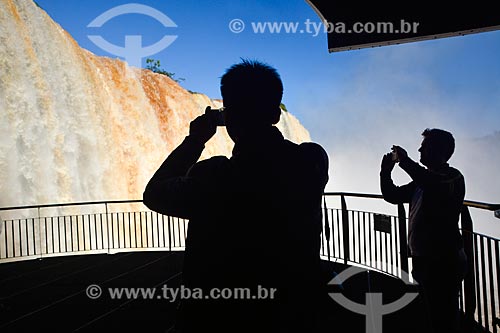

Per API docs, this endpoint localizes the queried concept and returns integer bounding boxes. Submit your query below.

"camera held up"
[391,146,399,162]
[206,106,225,126]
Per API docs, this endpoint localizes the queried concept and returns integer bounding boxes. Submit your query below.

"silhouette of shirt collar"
[231,126,284,157]
[427,162,450,173]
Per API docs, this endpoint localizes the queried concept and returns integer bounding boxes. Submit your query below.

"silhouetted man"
[380,128,467,333]
[143,60,329,332]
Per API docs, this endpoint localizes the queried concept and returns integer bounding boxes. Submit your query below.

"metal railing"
[320,192,500,333]
[0,194,499,332]
[319,193,409,286]
[0,200,188,261]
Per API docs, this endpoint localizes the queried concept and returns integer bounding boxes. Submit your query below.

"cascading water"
[0,0,311,211]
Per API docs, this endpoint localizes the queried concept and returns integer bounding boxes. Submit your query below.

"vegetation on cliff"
[145,58,184,83]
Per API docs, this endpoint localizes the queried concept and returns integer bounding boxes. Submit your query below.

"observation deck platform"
[1,251,428,333]
[1,194,497,332]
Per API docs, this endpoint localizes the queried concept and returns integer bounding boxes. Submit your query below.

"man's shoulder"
[282,139,326,155]
[297,142,329,165]
[298,141,328,154]
[286,141,329,184]
[444,165,465,180]
[447,165,463,174]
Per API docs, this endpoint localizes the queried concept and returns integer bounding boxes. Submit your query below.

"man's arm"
[143,136,205,216]
[398,157,458,190]
[380,153,415,204]
[393,145,463,193]
[143,108,217,218]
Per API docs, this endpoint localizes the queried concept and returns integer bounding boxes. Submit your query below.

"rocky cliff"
[0,0,311,207]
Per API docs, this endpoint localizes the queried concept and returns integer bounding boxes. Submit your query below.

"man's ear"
[270,106,281,125]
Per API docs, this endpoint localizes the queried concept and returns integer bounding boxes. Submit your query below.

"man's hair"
[220,59,283,108]
[421,128,455,161]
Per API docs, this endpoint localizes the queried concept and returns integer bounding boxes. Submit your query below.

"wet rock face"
[0,0,311,207]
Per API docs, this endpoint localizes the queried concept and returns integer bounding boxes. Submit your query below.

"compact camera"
[391,147,399,162]
[209,107,226,126]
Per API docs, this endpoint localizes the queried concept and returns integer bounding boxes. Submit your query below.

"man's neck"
[427,162,448,172]
[237,126,278,143]
[232,126,283,155]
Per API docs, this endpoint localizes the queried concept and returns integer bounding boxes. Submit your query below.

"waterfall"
[0,0,311,210]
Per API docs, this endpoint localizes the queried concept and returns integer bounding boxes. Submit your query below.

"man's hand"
[381,153,396,173]
[392,145,408,162]
[189,106,217,144]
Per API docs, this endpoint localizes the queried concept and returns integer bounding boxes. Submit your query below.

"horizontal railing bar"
[323,192,500,211]
[462,200,500,211]
[323,192,384,199]
[461,229,500,242]
[1,194,498,213]
[0,200,144,212]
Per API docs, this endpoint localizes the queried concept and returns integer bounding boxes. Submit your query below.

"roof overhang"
[306,1,500,52]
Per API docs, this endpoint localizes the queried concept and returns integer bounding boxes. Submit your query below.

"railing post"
[341,194,350,265]
[37,207,42,259]
[397,203,409,282]
[105,203,110,254]
[323,196,331,261]
[167,215,172,251]
[461,205,476,319]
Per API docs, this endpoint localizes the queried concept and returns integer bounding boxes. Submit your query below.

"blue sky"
[37,0,500,135]
[35,0,500,136]
[35,0,500,235]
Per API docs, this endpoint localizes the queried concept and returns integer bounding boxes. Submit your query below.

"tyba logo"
[328,264,418,333]
[87,4,177,68]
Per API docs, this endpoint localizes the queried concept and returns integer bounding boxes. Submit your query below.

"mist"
[300,41,500,238]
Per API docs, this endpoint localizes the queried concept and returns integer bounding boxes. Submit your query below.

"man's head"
[220,59,283,141]
[419,128,455,168]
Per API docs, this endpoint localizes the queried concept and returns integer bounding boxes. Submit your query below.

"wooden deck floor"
[0,252,428,332]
